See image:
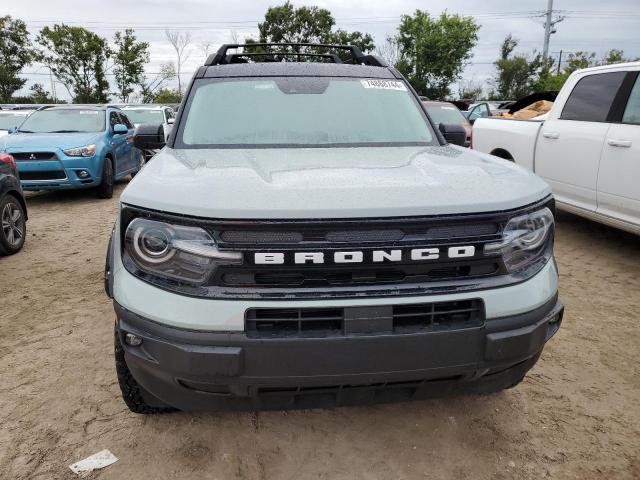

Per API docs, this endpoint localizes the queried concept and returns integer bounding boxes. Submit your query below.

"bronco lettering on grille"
[254,247,476,265]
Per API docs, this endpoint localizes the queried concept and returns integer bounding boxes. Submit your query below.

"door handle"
[542,132,559,139]
[607,139,632,148]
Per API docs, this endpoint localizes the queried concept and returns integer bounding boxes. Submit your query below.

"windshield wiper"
[17,129,34,133]
[47,129,82,133]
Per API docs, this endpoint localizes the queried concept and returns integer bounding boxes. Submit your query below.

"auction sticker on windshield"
[360,79,407,91]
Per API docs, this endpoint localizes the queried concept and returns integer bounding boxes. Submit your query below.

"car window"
[119,113,134,129]
[19,109,105,133]
[0,112,29,130]
[124,109,165,125]
[109,111,120,128]
[178,77,436,148]
[622,75,640,125]
[424,104,467,125]
[560,72,626,122]
[468,104,489,121]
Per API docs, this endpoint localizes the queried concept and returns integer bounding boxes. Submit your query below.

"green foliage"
[37,25,110,103]
[457,80,483,101]
[113,29,149,102]
[12,83,65,104]
[251,1,373,60]
[139,63,176,103]
[394,10,480,99]
[490,35,545,99]
[0,16,35,102]
[564,51,596,74]
[153,88,182,104]
[258,1,333,43]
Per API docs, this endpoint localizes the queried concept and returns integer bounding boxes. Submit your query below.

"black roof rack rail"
[226,52,343,64]
[205,43,387,67]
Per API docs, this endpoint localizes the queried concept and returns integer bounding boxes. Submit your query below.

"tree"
[458,79,483,101]
[138,62,176,103]
[165,29,191,92]
[12,83,65,104]
[490,35,544,99]
[251,1,374,60]
[0,16,35,102]
[113,29,149,102]
[394,10,480,99]
[564,51,596,74]
[37,25,110,103]
[376,36,401,67]
[153,88,182,104]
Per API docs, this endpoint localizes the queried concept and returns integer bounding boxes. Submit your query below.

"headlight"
[124,218,242,284]
[63,144,96,157]
[484,207,554,273]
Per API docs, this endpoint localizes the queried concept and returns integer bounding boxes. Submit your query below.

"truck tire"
[0,194,26,256]
[114,330,176,414]
[96,157,114,199]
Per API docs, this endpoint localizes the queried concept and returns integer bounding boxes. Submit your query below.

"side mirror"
[134,124,166,150]
[7,126,17,134]
[167,118,175,125]
[113,123,128,135]
[439,123,467,147]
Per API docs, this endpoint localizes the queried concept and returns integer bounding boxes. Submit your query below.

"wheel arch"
[490,148,514,162]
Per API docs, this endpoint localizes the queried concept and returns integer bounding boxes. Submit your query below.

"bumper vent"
[246,299,484,338]
[19,170,66,180]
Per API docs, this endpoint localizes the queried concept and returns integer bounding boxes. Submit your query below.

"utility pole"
[557,50,563,75]
[543,0,553,63]
[542,0,565,67]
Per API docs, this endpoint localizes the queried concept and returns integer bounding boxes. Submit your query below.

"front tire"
[0,194,26,256]
[96,157,114,199]
[114,329,175,414]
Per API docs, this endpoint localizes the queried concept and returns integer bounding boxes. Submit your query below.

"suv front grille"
[246,299,484,338]
[13,152,57,161]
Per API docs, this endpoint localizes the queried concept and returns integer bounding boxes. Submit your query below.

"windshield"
[0,112,29,130]
[123,109,165,125]
[177,77,435,148]
[424,104,467,125]
[19,109,105,133]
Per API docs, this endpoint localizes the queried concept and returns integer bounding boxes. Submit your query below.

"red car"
[422,101,472,147]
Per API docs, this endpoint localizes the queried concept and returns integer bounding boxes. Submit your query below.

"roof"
[200,62,398,79]
[573,60,640,76]
[422,101,457,107]
[40,104,120,111]
[122,105,170,110]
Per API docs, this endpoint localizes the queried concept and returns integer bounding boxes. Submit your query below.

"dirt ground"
[1,181,639,480]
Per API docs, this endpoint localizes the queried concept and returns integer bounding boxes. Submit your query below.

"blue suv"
[1,105,143,198]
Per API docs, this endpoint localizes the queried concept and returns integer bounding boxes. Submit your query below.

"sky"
[5,0,640,101]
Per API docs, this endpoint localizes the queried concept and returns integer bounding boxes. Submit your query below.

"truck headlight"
[484,207,554,273]
[124,218,242,284]
[63,144,96,157]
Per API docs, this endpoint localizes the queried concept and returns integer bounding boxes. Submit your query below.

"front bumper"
[13,150,102,190]
[115,294,563,411]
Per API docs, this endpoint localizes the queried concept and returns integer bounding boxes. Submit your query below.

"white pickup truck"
[473,62,640,235]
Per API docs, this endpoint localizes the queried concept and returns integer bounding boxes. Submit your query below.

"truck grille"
[208,217,505,290]
[13,152,57,161]
[246,299,484,338]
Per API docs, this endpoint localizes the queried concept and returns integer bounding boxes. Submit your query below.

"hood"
[1,132,102,151]
[121,145,552,219]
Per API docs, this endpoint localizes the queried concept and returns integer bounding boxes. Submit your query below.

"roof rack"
[205,43,387,67]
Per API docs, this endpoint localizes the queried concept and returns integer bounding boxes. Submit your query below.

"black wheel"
[114,329,176,414]
[96,157,114,199]
[0,194,26,256]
